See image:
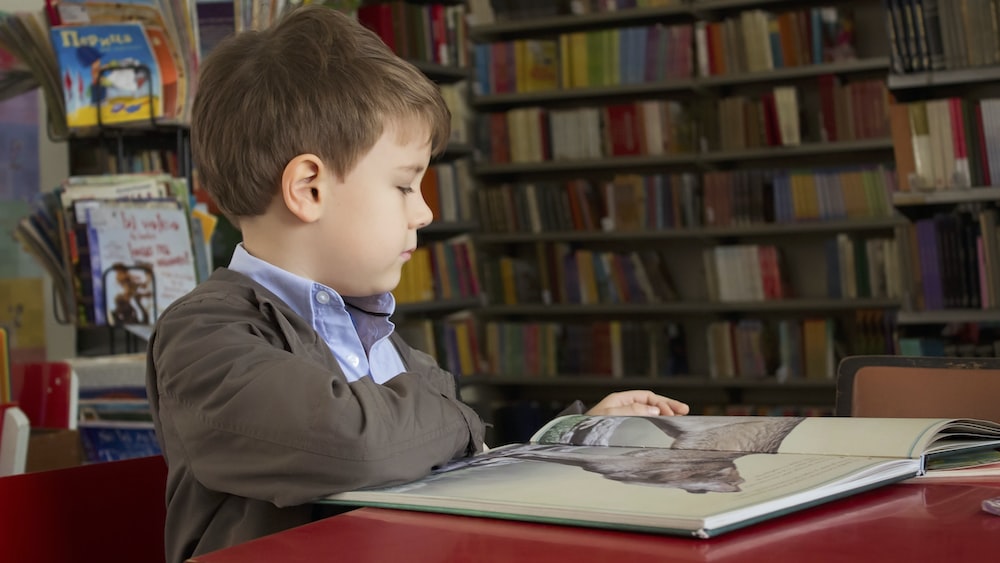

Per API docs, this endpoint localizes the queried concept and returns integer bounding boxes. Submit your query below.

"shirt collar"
[226,243,398,348]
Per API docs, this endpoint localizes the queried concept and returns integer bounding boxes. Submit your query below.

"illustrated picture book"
[49,22,163,128]
[323,414,1000,538]
[83,200,197,326]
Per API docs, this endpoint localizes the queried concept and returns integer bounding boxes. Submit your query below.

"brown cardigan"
[146,268,484,563]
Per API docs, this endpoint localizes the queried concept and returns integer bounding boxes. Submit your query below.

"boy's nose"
[412,194,433,228]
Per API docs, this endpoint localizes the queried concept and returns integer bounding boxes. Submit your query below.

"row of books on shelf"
[483,248,680,306]
[395,235,481,304]
[898,323,1000,358]
[482,321,689,379]
[12,173,214,327]
[419,159,475,223]
[885,0,1000,74]
[476,167,895,235]
[358,1,470,68]
[70,146,185,177]
[901,209,1000,311]
[481,236,898,307]
[708,310,895,381]
[705,245,789,303]
[413,312,891,382]
[693,7,856,78]
[471,5,856,93]
[899,339,1000,359]
[890,96,1000,192]
[397,313,483,377]
[825,235,901,302]
[478,81,888,163]
[477,0,681,23]
[472,23,692,93]
[708,318,830,381]
[439,81,472,144]
[705,237,900,304]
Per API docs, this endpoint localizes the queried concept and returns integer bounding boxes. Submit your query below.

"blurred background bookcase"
[456,0,910,440]
[882,0,1000,360]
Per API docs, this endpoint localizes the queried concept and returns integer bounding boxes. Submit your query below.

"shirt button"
[347,354,360,367]
[315,291,330,304]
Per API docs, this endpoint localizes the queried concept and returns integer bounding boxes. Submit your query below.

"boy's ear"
[280,154,327,223]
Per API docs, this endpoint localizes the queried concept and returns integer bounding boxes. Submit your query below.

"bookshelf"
[356,2,487,386]
[463,0,899,420]
[881,0,1000,358]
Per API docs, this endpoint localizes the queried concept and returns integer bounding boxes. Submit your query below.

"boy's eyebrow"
[396,164,426,174]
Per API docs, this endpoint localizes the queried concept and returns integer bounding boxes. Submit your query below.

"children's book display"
[12,173,212,327]
[324,414,1000,538]
[0,0,242,134]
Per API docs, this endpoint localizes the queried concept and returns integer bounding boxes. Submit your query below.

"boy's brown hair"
[191,5,451,219]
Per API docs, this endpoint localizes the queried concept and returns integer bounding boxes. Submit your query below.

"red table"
[191,481,1000,562]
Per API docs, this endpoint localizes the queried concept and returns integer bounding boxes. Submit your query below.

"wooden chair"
[835,355,1000,423]
[0,455,167,563]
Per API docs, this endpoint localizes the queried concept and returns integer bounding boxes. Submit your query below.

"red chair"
[0,455,167,563]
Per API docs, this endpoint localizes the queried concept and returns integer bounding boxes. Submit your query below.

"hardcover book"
[324,414,1000,538]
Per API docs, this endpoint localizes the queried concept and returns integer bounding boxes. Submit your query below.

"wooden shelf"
[888,66,1000,91]
[699,138,894,163]
[470,0,843,40]
[460,375,836,389]
[473,58,889,109]
[477,299,901,317]
[394,297,483,316]
[896,309,1000,325]
[442,142,474,158]
[420,220,478,235]
[473,139,893,176]
[473,79,698,108]
[474,217,904,244]
[410,60,469,83]
[469,5,691,40]
[892,187,1000,206]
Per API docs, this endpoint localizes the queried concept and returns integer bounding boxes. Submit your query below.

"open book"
[323,415,1000,538]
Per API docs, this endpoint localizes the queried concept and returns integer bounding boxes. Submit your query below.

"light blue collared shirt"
[228,244,405,383]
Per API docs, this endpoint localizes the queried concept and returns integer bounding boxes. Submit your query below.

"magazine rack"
[47,62,191,182]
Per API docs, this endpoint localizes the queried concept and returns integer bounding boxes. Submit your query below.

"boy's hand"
[585,390,690,417]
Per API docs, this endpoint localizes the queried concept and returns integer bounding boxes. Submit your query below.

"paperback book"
[49,22,163,128]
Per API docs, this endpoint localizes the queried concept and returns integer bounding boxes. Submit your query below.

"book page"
[530,415,985,460]
[327,443,918,536]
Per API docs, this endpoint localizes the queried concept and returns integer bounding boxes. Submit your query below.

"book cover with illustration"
[49,23,163,128]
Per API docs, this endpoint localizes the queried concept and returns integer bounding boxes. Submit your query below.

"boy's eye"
[397,186,415,195]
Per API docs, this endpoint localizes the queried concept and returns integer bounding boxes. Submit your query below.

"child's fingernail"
[647,407,661,416]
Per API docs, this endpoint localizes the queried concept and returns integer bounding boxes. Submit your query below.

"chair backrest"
[0,455,167,563]
[836,356,1000,422]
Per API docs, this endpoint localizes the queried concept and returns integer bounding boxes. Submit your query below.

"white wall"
[3,0,75,359]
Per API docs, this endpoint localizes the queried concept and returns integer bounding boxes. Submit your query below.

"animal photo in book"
[441,416,805,494]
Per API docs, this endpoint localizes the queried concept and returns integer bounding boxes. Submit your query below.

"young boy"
[146,6,689,563]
